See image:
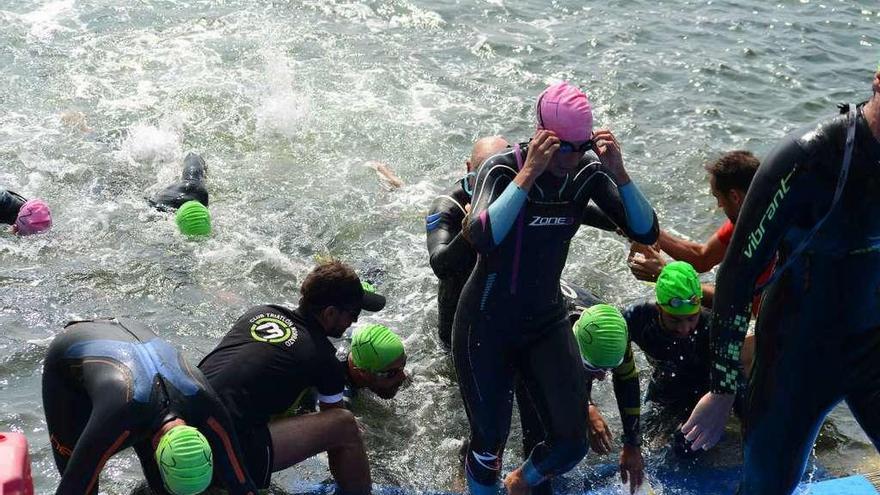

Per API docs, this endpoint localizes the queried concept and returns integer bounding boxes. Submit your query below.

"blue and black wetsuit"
[426,181,618,349]
[0,189,26,225]
[148,152,209,211]
[709,103,880,494]
[453,143,658,491]
[42,318,257,495]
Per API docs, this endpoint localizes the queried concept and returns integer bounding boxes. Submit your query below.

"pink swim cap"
[535,82,593,143]
[15,199,52,235]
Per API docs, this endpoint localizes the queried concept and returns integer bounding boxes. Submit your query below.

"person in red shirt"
[628,151,772,315]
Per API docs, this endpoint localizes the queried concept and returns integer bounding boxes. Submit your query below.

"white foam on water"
[119,123,182,164]
[18,0,79,42]
[255,52,313,139]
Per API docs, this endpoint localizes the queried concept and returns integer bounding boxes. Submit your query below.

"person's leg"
[843,327,880,453]
[269,408,370,494]
[740,278,842,495]
[515,317,588,487]
[515,377,551,495]
[452,310,516,494]
[42,349,91,475]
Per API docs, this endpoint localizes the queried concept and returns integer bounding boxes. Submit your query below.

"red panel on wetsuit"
[715,220,775,316]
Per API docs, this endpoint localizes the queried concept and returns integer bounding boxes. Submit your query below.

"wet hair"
[704,150,760,193]
[299,260,362,315]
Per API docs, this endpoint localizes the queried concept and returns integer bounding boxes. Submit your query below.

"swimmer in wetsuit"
[148,153,212,236]
[453,82,659,495]
[519,303,643,495]
[41,318,257,495]
[149,152,209,211]
[1,190,52,235]
[682,67,880,494]
[426,137,620,350]
[626,262,748,458]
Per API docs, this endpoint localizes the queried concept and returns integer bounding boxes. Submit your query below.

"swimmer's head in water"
[351,323,405,372]
[155,425,213,495]
[175,200,211,236]
[14,199,52,236]
[573,304,628,369]
[535,82,593,144]
[350,323,407,398]
[656,261,702,316]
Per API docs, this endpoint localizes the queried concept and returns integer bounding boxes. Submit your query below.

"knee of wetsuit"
[543,437,588,476]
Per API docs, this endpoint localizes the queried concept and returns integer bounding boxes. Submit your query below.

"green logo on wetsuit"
[249,313,297,345]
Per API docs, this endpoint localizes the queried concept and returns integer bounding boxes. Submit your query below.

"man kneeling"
[198,260,403,494]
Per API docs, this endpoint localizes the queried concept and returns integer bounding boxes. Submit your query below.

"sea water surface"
[1,0,879,493]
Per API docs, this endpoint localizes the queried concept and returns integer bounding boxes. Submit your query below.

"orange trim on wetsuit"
[207,416,248,485]
[85,430,130,494]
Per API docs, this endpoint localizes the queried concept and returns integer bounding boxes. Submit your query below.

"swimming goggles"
[558,139,594,154]
[663,295,700,308]
[581,353,625,373]
[460,171,477,197]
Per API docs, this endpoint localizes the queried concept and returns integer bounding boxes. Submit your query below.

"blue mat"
[286,467,878,495]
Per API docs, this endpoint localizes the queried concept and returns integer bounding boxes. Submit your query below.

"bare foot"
[502,468,529,495]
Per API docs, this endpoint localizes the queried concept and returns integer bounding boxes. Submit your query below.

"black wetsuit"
[709,103,880,494]
[198,305,347,488]
[453,143,658,490]
[426,182,617,349]
[41,319,257,495]
[148,152,209,211]
[0,189,26,225]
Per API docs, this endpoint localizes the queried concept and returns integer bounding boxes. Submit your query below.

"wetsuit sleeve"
[314,353,347,405]
[426,195,472,277]
[581,203,620,232]
[618,182,655,237]
[464,157,523,253]
[0,189,26,225]
[585,166,659,245]
[133,440,172,495]
[709,136,810,394]
[190,394,259,494]
[612,343,641,447]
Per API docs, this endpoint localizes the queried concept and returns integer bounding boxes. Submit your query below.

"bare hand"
[592,129,629,184]
[627,244,666,282]
[587,404,613,455]
[522,129,560,177]
[681,392,736,451]
[619,444,645,494]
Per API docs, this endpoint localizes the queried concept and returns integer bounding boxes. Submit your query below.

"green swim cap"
[656,261,702,316]
[350,324,404,372]
[572,304,628,369]
[175,201,211,236]
[155,425,213,495]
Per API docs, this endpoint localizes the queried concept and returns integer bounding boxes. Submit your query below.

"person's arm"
[134,440,173,495]
[581,203,620,232]
[657,229,727,273]
[587,167,659,246]
[0,189,26,225]
[611,343,644,494]
[611,343,641,447]
[464,132,559,253]
[683,133,811,450]
[426,195,474,277]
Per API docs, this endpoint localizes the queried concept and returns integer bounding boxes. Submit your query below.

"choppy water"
[1,0,879,493]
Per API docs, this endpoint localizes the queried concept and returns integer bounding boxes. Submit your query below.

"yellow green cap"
[175,201,211,236]
[656,261,702,315]
[351,324,404,372]
[572,304,628,369]
[155,425,213,495]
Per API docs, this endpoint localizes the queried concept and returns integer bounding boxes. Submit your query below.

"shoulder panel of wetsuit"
[465,152,519,253]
